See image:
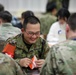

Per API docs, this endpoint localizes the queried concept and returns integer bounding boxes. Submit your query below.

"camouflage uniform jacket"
[0,23,21,41]
[40,40,76,75]
[40,13,57,35]
[0,53,25,75]
[6,34,50,72]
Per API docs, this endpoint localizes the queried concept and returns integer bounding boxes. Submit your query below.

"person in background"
[15,10,34,29]
[0,3,20,26]
[11,16,20,27]
[0,53,25,75]
[62,0,69,9]
[0,11,21,41]
[47,8,70,46]
[0,3,4,24]
[3,16,50,74]
[40,1,57,38]
[0,3,4,12]
[40,13,76,75]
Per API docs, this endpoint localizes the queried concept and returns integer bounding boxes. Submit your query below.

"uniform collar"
[69,37,76,41]
[2,23,12,26]
[16,34,42,52]
[72,38,76,40]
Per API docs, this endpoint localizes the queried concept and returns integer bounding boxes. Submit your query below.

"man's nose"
[32,34,37,38]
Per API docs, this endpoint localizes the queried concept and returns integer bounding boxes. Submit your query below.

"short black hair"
[68,13,76,31]
[57,8,70,20]
[0,11,12,22]
[46,1,57,12]
[0,4,4,12]
[23,16,40,30]
[21,10,34,19]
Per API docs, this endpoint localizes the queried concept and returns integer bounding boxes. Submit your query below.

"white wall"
[0,0,48,17]
[69,0,76,13]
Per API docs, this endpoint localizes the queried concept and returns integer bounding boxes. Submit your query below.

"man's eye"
[29,32,33,34]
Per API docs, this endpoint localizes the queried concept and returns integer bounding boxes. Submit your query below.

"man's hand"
[19,58,32,67]
[35,59,45,68]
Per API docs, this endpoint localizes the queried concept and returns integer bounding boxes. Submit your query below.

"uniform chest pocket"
[24,47,42,58]
[15,48,28,58]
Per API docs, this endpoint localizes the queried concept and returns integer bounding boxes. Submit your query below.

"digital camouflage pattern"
[5,34,50,72]
[0,23,21,41]
[40,40,76,75]
[40,13,57,35]
[0,53,25,75]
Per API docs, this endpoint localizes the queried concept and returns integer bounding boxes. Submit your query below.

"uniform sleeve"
[7,56,26,75]
[40,45,63,75]
[40,48,53,75]
[14,59,26,75]
[2,38,17,58]
[0,53,25,75]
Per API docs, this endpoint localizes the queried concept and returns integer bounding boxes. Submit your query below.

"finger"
[36,64,42,68]
[35,60,43,64]
[24,60,32,67]
[36,62,42,66]
[26,59,32,63]
[24,64,28,67]
[35,60,44,67]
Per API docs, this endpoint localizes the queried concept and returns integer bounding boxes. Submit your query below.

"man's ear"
[21,28,25,33]
[66,24,70,33]
[0,19,2,24]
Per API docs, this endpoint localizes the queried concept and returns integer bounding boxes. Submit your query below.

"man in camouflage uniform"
[0,53,25,75]
[40,13,76,75]
[3,16,50,74]
[0,11,21,41]
[40,1,57,35]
